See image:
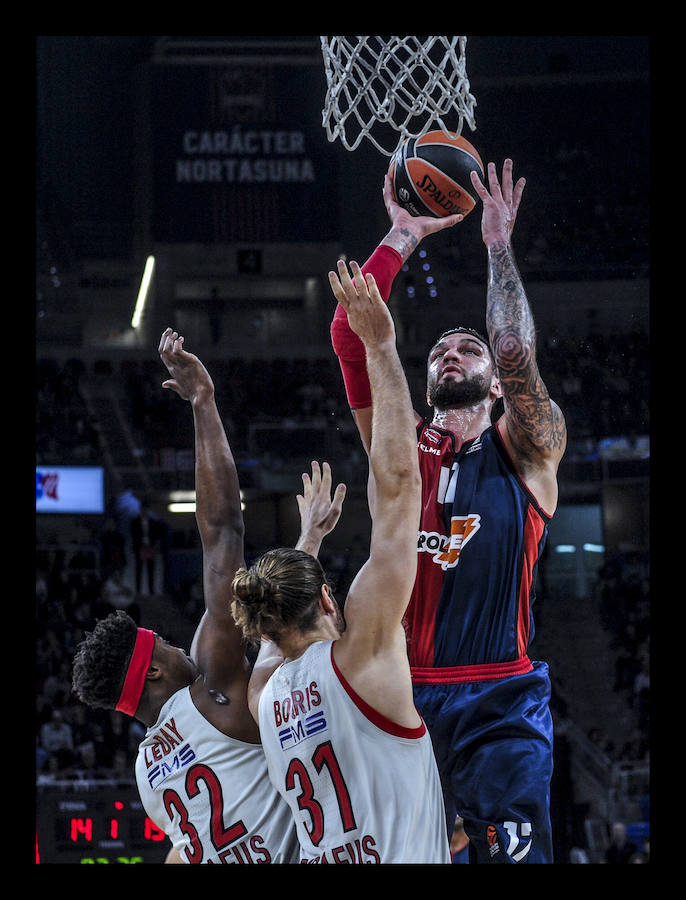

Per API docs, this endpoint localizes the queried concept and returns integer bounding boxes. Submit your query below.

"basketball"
[388,130,484,219]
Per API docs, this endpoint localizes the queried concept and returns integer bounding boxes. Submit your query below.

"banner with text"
[151,63,342,243]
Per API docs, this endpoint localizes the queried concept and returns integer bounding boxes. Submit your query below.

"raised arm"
[328,262,421,653]
[158,328,246,681]
[470,161,567,510]
[247,459,347,721]
[331,175,462,451]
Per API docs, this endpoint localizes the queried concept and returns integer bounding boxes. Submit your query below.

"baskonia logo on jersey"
[417,514,481,570]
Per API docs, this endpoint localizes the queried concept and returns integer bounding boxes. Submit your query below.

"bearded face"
[428,367,494,410]
[426,330,499,411]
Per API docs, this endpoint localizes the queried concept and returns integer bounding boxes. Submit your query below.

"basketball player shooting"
[329,159,567,864]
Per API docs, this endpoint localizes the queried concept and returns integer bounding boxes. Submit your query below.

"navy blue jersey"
[407,420,551,678]
[409,420,555,863]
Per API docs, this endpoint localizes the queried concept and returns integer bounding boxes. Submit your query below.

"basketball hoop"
[320,36,477,157]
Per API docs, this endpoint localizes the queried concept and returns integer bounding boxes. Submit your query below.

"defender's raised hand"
[159,327,214,403]
[328,260,396,349]
[295,461,347,558]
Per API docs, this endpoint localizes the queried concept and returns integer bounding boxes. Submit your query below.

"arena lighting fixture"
[168,502,196,513]
[167,491,196,514]
[131,255,156,328]
[167,490,245,513]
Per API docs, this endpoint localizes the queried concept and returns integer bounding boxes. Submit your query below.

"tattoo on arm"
[487,242,566,455]
[383,226,419,262]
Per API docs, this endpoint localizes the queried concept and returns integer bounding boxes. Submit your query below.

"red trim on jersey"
[491,422,549,658]
[518,506,546,657]
[330,644,426,739]
[410,655,533,685]
[406,421,456,668]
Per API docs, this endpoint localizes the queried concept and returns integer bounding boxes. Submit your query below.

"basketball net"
[320,36,477,157]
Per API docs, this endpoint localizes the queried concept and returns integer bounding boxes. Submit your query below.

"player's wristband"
[362,243,403,300]
[330,244,403,409]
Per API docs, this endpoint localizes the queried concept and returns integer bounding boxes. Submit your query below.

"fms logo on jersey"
[146,743,196,790]
[143,717,196,789]
[279,710,327,750]
[273,681,327,750]
[418,514,481,570]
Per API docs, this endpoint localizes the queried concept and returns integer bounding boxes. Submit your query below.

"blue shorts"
[414,661,554,864]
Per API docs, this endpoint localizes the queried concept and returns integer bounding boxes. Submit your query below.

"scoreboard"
[36,784,170,864]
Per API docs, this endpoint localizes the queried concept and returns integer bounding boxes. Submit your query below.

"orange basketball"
[388,130,484,218]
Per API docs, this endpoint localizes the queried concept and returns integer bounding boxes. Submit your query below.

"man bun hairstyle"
[231,548,327,644]
[72,610,139,710]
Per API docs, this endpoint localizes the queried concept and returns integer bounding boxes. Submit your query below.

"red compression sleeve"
[330,244,403,409]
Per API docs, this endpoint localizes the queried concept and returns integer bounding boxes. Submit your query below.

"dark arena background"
[35,35,650,865]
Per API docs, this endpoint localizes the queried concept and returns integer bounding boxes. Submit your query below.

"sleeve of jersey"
[330,244,403,409]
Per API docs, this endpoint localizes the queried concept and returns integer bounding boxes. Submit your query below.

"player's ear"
[145,651,163,681]
[320,583,337,615]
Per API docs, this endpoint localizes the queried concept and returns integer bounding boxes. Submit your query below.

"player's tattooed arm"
[487,240,566,459]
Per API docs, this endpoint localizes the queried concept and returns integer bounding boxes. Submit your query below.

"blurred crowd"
[36,519,145,784]
[591,548,650,764]
[36,322,649,473]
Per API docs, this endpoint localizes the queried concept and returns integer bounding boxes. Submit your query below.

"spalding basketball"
[388,130,484,218]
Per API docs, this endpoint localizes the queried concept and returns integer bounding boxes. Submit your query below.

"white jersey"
[134,686,299,864]
[258,640,450,864]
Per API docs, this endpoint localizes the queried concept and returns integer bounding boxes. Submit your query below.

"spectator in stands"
[99,567,141,623]
[68,702,98,750]
[111,748,130,782]
[130,500,163,595]
[41,659,72,708]
[632,656,650,733]
[36,736,49,774]
[74,740,100,774]
[36,691,53,731]
[604,822,637,864]
[629,839,649,864]
[99,517,128,579]
[39,709,74,771]
[618,728,649,764]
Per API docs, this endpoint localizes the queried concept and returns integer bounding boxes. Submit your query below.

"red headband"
[115,627,155,716]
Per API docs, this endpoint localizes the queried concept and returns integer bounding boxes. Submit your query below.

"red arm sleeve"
[330,244,403,409]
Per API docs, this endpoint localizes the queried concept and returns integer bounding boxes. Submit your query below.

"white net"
[320,36,477,156]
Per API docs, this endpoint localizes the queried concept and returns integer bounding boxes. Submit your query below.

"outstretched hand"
[470,159,526,249]
[328,259,395,349]
[296,461,346,556]
[159,327,214,402]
